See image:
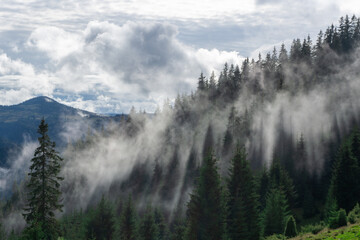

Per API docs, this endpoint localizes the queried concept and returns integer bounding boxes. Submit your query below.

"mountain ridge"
[0,96,123,167]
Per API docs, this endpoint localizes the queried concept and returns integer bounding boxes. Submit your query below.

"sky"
[0,0,360,113]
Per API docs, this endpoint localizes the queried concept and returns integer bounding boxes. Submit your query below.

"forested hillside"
[2,15,360,240]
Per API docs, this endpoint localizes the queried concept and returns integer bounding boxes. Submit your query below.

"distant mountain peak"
[17,96,60,105]
[22,96,57,104]
[43,97,55,103]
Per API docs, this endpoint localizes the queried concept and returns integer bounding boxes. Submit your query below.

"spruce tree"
[258,167,270,210]
[23,119,64,239]
[330,139,360,212]
[269,159,296,208]
[139,205,158,240]
[284,216,297,238]
[185,152,226,240]
[337,209,347,227]
[154,208,169,240]
[86,195,115,240]
[118,196,138,240]
[324,190,338,225]
[262,188,290,236]
[227,147,260,240]
[0,221,6,240]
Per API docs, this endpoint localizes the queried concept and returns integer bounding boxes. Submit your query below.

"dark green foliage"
[258,167,270,210]
[170,220,186,240]
[329,209,347,229]
[324,191,338,225]
[86,195,115,240]
[138,205,158,240]
[227,147,260,240]
[0,221,6,240]
[284,216,297,238]
[154,208,169,240]
[264,234,286,240]
[302,188,316,218]
[185,152,226,240]
[169,208,186,240]
[118,196,138,240]
[328,215,339,229]
[338,209,347,227]
[262,188,290,237]
[269,159,296,208]
[23,119,64,239]
[20,222,45,240]
[300,222,326,235]
[61,209,86,240]
[330,136,360,212]
[348,203,360,224]
[202,125,214,159]
[351,128,360,165]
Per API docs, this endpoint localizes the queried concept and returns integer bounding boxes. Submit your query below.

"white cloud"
[0,53,56,105]
[0,21,244,112]
[0,53,35,76]
[32,21,244,112]
[1,0,360,112]
[28,26,83,61]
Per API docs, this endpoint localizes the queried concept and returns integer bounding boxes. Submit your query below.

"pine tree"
[350,128,360,164]
[262,188,290,237]
[227,147,260,240]
[258,167,270,210]
[324,190,338,225]
[330,139,360,212]
[202,125,214,159]
[197,72,206,91]
[154,208,169,240]
[185,152,226,240]
[139,205,158,240]
[170,208,186,240]
[0,221,6,240]
[337,209,347,227]
[118,196,137,240]
[269,159,297,208]
[23,119,64,239]
[284,216,297,238]
[62,209,86,240]
[340,15,352,52]
[86,195,115,240]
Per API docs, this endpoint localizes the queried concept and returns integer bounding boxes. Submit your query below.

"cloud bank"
[0,21,243,113]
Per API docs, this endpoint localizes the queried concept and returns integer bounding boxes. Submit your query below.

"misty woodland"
[2,14,360,240]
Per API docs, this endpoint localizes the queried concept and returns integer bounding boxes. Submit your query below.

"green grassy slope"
[291,224,360,240]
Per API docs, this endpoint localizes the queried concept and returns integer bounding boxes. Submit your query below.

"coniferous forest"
[2,15,360,239]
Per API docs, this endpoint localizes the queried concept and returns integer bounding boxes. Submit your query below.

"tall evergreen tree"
[23,119,64,239]
[227,147,260,240]
[0,221,6,240]
[118,196,138,240]
[185,152,226,240]
[154,208,169,240]
[258,167,270,210]
[86,195,115,240]
[262,188,290,236]
[139,205,158,240]
[330,138,360,212]
[350,128,360,163]
[197,72,206,91]
[269,159,297,208]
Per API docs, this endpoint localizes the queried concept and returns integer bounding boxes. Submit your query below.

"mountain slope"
[289,223,360,240]
[0,96,121,166]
